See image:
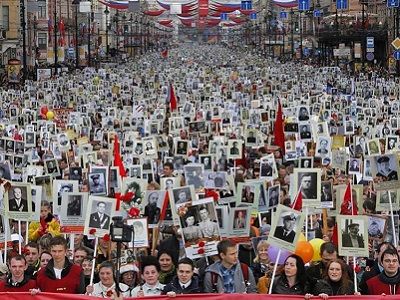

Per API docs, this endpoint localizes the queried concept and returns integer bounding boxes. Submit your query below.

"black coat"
[271,275,305,295]
[311,279,355,296]
[162,275,201,294]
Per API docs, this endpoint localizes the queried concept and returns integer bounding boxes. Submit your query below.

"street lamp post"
[54,0,58,75]
[72,0,80,69]
[20,0,27,81]
[87,3,93,67]
[104,7,109,59]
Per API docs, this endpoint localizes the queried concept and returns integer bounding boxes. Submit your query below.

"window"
[2,6,9,31]
[38,33,47,50]
[38,1,47,19]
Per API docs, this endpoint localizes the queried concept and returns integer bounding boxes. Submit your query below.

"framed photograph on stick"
[367,214,387,241]
[60,193,88,234]
[228,206,252,237]
[177,198,220,259]
[293,168,321,208]
[84,196,115,237]
[5,183,33,221]
[267,204,304,252]
[126,218,149,248]
[337,215,369,257]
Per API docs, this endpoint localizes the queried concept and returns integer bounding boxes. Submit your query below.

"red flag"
[113,136,126,178]
[331,224,339,247]
[291,187,303,211]
[340,182,358,215]
[169,84,177,112]
[161,49,168,58]
[274,100,285,154]
[159,192,170,222]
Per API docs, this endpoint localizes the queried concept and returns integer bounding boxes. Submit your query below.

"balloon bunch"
[268,235,326,265]
[40,106,55,120]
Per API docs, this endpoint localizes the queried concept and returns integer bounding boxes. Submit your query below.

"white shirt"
[179,279,191,289]
[131,282,165,296]
[92,282,130,298]
[53,267,63,279]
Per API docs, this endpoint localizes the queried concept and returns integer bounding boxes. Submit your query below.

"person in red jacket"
[0,255,37,292]
[36,236,85,293]
[366,248,400,295]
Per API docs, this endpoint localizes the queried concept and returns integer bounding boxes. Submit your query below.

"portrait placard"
[337,215,368,257]
[160,177,179,191]
[60,193,88,233]
[215,205,229,237]
[236,182,260,208]
[367,214,387,241]
[52,180,79,216]
[143,190,166,227]
[29,185,42,222]
[178,198,220,259]
[267,204,305,252]
[126,218,149,248]
[228,206,252,237]
[5,183,33,221]
[293,168,321,208]
[84,196,115,237]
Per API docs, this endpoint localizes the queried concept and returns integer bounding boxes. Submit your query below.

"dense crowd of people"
[0,42,399,299]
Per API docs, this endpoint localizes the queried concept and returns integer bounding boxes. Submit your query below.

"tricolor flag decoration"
[166,83,178,112]
[272,0,298,8]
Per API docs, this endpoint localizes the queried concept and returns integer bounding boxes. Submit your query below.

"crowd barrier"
[0,293,397,300]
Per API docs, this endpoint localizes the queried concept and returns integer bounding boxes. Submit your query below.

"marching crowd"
[0,42,400,299]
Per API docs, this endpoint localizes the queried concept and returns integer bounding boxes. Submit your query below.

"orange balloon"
[295,241,314,263]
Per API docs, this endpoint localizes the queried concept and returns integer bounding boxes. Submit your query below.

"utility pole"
[20,0,27,81]
[73,0,80,69]
[54,0,58,75]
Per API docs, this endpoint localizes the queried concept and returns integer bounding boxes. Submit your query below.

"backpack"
[211,263,249,292]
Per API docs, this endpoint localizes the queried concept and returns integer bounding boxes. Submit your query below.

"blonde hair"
[253,240,270,263]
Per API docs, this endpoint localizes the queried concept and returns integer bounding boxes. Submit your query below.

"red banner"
[0,293,399,300]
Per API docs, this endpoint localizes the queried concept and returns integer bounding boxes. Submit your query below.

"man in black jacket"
[162,257,200,295]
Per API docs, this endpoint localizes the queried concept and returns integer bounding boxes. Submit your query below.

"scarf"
[159,265,176,284]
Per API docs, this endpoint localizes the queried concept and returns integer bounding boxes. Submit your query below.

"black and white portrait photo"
[268,205,304,252]
[5,183,33,220]
[200,155,213,171]
[348,158,361,174]
[175,140,188,156]
[299,157,313,168]
[227,139,242,159]
[367,215,386,240]
[184,164,204,190]
[44,159,60,177]
[67,194,83,216]
[52,180,78,216]
[338,215,368,257]
[171,186,194,206]
[161,177,178,190]
[373,155,398,181]
[69,167,83,183]
[89,173,107,195]
[316,136,331,157]
[321,181,333,207]
[178,198,220,259]
[267,184,280,208]
[294,168,321,207]
[144,190,165,225]
[85,197,114,233]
